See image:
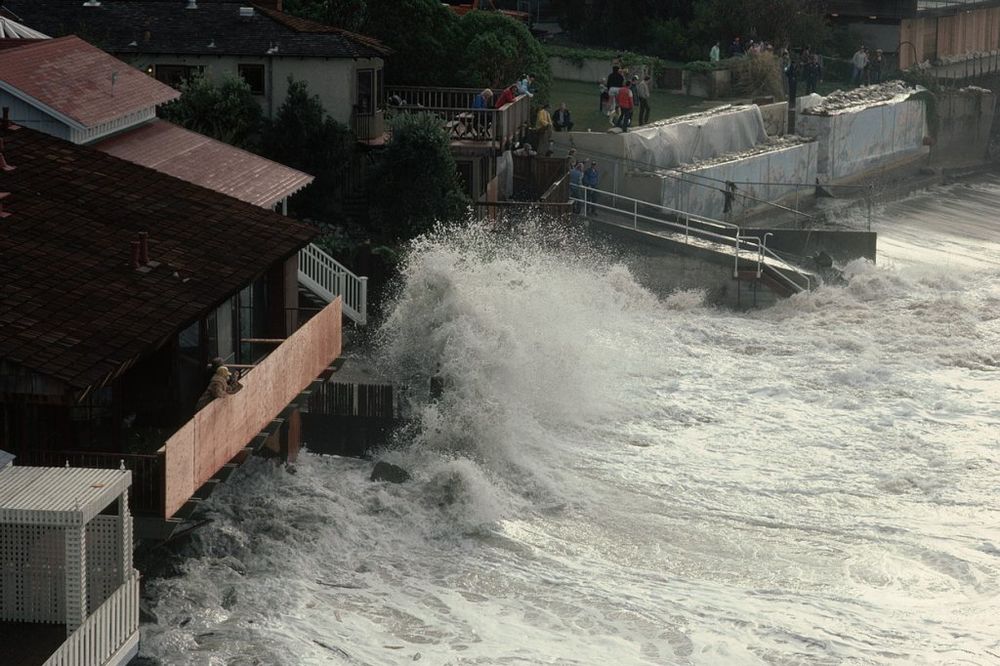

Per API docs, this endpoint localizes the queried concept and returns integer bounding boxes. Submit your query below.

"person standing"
[871,49,884,84]
[636,75,651,126]
[851,46,868,85]
[606,65,625,124]
[553,102,574,131]
[616,80,635,132]
[730,36,743,57]
[784,51,799,105]
[803,55,821,95]
[535,103,553,153]
[583,160,600,215]
[710,41,721,63]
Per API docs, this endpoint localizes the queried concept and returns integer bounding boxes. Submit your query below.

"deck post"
[117,491,132,585]
[64,524,87,634]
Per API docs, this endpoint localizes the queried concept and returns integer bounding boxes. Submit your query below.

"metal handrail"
[760,245,812,292]
[298,243,368,325]
[574,184,812,293]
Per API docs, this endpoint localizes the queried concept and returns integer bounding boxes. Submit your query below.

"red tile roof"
[94,120,314,209]
[0,127,317,391]
[0,36,178,130]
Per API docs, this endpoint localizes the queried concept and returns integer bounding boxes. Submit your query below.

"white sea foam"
[141,193,1000,665]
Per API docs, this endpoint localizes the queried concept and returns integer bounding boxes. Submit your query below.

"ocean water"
[141,179,1000,665]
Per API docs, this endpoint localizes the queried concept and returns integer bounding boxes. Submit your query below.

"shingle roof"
[94,119,314,208]
[2,0,391,59]
[0,126,317,391]
[0,36,178,129]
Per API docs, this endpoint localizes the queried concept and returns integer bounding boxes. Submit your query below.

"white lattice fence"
[85,516,126,614]
[0,523,65,623]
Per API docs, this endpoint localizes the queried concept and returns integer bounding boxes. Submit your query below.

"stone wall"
[797,98,928,181]
[930,89,996,166]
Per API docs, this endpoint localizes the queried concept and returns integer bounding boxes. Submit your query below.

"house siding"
[0,94,72,141]
[121,53,383,124]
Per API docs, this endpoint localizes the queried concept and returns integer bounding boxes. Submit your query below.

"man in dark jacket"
[553,102,574,131]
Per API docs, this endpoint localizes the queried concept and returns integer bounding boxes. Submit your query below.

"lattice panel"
[85,516,124,614]
[0,523,65,623]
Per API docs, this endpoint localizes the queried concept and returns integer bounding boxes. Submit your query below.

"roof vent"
[0,193,11,220]
[186,0,198,9]
[239,6,255,17]
[82,0,101,6]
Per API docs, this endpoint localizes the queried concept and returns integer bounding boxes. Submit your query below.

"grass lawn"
[548,79,704,133]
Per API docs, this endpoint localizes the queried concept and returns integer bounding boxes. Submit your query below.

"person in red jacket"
[616,81,635,132]
[495,85,517,108]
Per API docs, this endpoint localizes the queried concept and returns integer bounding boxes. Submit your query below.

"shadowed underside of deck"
[0,620,65,666]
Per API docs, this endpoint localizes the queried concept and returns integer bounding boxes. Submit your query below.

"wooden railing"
[386,85,481,109]
[16,450,163,515]
[382,85,531,149]
[299,243,368,325]
[307,382,396,418]
[43,573,139,666]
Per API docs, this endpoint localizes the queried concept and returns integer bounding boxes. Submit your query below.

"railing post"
[633,198,638,230]
[734,232,740,278]
[359,277,368,326]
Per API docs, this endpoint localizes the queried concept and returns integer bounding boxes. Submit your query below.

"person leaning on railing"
[195,362,243,410]
[472,88,494,135]
[495,85,517,108]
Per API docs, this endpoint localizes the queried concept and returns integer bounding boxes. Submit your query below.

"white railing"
[44,572,139,666]
[572,184,813,293]
[298,243,368,325]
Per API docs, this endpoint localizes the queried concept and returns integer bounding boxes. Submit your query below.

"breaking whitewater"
[140,177,1000,665]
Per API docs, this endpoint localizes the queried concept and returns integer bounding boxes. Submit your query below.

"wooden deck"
[0,621,65,666]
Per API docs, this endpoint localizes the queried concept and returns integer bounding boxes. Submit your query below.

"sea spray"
[376,218,660,506]
[139,197,1000,664]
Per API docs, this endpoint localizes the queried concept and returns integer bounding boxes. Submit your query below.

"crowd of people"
[598,65,653,132]
[850,45,885,86]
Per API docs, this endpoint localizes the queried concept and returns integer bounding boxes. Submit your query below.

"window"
[206,297,236,363]
[238,63,266,95]
[356,69,374,115]
[154,64,203,88]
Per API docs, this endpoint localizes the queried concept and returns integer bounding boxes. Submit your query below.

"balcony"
[16,299,343,521]
[381,85,532,150]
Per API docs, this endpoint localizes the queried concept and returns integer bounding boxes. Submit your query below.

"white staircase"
[298,243,368,325]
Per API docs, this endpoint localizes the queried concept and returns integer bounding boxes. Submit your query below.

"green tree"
[369,113,469,241]
[261,78,354,218]
[455,10,551,101]
[159,74,262,149]
[691,0,829,53]
[283,0,367,31]
[364,0,460,86]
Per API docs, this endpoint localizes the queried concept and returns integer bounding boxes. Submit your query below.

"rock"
[221,587,238,610]
[813,251,834,268]
[370,461,410,484]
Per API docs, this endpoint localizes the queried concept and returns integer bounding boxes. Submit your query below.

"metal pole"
[734,232,740,278]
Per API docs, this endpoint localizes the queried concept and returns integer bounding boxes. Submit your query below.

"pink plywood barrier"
[163,298,342,518]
